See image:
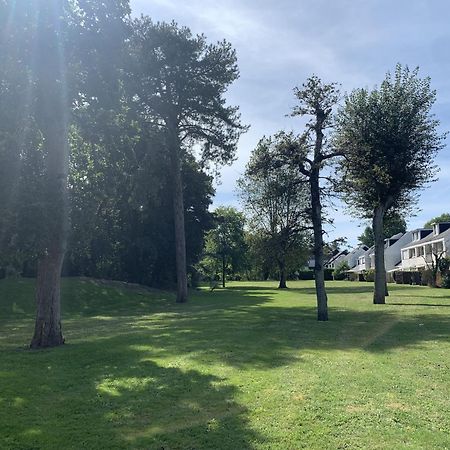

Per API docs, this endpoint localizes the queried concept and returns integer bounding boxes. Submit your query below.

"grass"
[0,278,449,449]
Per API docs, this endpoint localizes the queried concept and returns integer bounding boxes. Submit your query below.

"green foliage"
[424,213,450,228]
[337,64,445,218]
[128,18,247,166]
[333,260,350,280]
[238,132,311,282]
[297,270,315,280]
[438,257,450,275]
[358,211,407,247]
[363,269,375,282]
[200,207,247,285]
[441,275,450,289]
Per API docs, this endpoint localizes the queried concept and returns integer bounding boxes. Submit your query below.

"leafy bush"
[363,269,375,282]
[421,269,434,287]
[333,261,350,280]
[439,257,450,276]
[441,274,450,289]
[297,270,314,280]
[324,269,334,281]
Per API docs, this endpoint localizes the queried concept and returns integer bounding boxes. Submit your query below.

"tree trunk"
[31,245,65,348]
[222,254,226,288]
[310,168,328,321]
[278,259,287,289]
[373,205,386,304]
[31,3,68,348]
[169,127,188,303]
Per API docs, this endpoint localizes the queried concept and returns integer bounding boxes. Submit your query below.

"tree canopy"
[424,213,450,228]
[336,64,445,304]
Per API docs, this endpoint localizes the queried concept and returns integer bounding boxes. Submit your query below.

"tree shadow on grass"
[1,343,263,450]
[2,279,450,449]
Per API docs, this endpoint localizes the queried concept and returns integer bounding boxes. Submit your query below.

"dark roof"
[402,227,450,249]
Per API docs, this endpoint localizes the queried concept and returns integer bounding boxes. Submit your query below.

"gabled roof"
[326,250,348,265]
[401,227,450,249]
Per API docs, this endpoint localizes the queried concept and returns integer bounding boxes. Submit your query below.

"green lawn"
[1,278,449,449]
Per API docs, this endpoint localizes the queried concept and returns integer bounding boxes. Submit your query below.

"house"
[353,246,374,273]
[325,250,349,270]
[351,232,413,274]
[326,246,368,270]
[400,223,450,270]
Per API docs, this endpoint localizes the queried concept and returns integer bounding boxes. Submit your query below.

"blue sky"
[131,0,450,246]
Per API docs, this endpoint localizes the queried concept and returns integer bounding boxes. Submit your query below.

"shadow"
[387,303,450,308]
[1,278,450,448]
[0,342,262,449]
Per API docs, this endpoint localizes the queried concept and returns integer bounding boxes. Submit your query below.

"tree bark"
[168,126,188,303]
[222,254,226,288]
[310,167,328,321]
[31,244,65,348]
[278,259,287,289]
[31,3,68,348]
[373,205,386,304]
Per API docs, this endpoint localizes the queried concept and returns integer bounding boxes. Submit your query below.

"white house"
[353,246,374,273]
[400,223,450,270]
[325,250,349,270]
[351,232,413,274]
[326,246,368,270]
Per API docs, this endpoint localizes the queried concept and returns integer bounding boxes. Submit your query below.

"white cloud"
[131,0,450,245]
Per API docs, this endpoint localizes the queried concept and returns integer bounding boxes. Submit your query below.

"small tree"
[336,65,445,304]
[203,207,247,288]
[290,76,341,320]
[238,132,310,289]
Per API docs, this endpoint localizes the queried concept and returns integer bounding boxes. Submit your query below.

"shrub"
[363,269,375,282]
[324,269,334,281]
[442,274,450,289]
[421,269,434,287]
[297,270,314,280]
[333,261,350,280]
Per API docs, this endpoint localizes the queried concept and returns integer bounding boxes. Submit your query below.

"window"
[417,246,424,256]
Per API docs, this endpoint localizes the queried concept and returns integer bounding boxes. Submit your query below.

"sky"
[130,0,450,247]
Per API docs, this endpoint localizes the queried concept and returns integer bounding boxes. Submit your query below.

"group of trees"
[0,1,245,347]
[237,65,444,319]
[0,1,446,346]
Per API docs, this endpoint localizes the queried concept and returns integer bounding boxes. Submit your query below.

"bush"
[442,275,450,289]
[438,257,450,275]
[362,269,375,282]
[420,269,434,287]
[333,261,350,280]
[297,270,314,280]
[324,269,333,281]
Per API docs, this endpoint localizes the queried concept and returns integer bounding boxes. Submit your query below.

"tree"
[238,132,310,288]
[128,19,247,302]
[358,211,407,247]
[289,76,341,320]
[202,207,247,288]
[424,213,450,228]
[1,0,130,348]
[336,65,445,304]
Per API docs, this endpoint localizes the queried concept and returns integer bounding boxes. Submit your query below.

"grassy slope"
[0,278,449,449]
